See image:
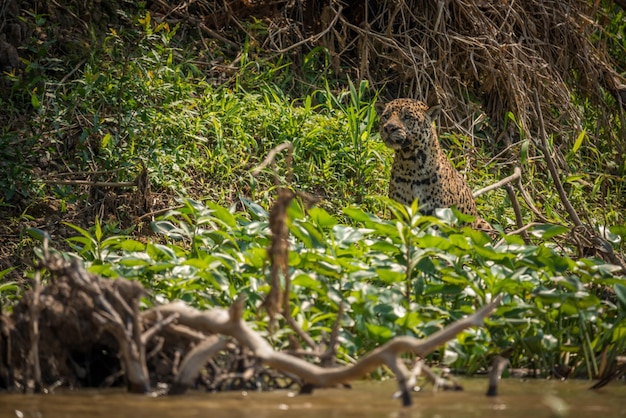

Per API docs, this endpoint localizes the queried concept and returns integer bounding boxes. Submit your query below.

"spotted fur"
[377,98,491,231]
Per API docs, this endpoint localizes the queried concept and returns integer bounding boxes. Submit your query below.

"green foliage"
[2,8,625,380]
[55,198,623,375]
[0,14,388,213]
[0,269,20,307]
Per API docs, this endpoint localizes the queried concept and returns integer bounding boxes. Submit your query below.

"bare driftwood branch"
[170,336,231,394]
[147,294,502,405]
[27,269,42,393]
[141,312,179,346]
[473,167,522,198]
[486,355,510,397]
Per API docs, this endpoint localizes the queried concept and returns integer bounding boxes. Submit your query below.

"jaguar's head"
[376,99,441,151]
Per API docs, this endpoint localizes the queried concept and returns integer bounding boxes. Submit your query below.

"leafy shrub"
[51,197,624,376]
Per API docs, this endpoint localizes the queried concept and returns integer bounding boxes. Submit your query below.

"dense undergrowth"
[50,195,626,379]
[1,4,625,381]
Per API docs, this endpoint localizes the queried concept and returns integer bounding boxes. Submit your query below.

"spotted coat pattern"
[377,98,490,230]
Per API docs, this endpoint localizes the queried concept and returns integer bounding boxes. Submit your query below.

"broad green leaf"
[118,239,147,252]
[101,132,111,148]
[300,221,327,248]
[472,245,516,262]
[615,283,626,311]
[418,235,452,250]
[308,207,337,228]
[375,268,404,283]
[287,199,305,220]
[332,225,365,245]
[370,240,401,255]
[571,129,586,154]
[414,257,436,275]
[529,224,569,240]
[343,207,380,223]
[147,243,178,261]
[89,264,117,277]
[532,246,573,271]
[151,220,184,239]
[63,222,95,242]
[119,257,151,267]
[290,221,313,248]
[365,323,393,340]
[182,198,209,213]
[31,90,41,109]
[292,273,323,291]
[608,224,626,241]
[397,311,422,329]
[26,228,49,242]
[207,201,237,227]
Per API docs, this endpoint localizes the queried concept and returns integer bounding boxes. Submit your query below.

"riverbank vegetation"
[1,0,625,393]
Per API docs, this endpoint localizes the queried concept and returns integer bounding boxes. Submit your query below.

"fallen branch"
[170,336,231,394]
[147,294,502,406]
[27,269,42,393]
[473,166,522,198]
[486,355,509,396]
[42,179,137,187]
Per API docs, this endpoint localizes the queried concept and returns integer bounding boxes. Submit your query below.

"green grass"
[1,19,388,215]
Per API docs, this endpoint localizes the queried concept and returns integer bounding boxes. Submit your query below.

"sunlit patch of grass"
[3,16,389,218]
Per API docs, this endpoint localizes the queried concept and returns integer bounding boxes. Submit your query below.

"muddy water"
[1,379,625,418]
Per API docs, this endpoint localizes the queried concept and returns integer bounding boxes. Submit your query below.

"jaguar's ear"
[374,102,386,115]
[426,104,442,120]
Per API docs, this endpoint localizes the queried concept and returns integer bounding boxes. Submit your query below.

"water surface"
[2,379,625,418]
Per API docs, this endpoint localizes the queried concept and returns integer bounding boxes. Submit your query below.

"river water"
[1,378,625,418]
